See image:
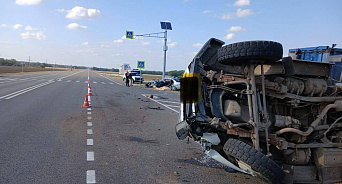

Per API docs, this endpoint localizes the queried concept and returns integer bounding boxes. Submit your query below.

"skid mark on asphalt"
[142,94,180,113]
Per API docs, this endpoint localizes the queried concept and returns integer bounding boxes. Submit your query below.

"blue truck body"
[289,46,342,82]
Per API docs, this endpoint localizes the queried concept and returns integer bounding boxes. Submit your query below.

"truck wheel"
[223,138,285,184]
[217,41,283,64]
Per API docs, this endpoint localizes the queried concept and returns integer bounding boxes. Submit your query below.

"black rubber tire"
[223,138,285,184]
[217,41,283,64]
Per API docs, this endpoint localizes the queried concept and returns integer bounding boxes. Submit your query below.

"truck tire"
[217,41,283,64]
[223,138,285,184]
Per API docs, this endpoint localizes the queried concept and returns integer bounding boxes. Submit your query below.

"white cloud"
[141,41,150,46]
[101,44,112,48]
[202,10,213,14]
[234,0,250,6]
[224,33,236,40]
[82,42,89,46]
[193,43,203,48]
[25,25,38,31]
[66,23,87,30]
[228,26,246,32]
[56,9,67,13]
[221,13,234,20]
[113,39,123,43]
[1,24,8,28]
[20,31,46,40]
[66,6,101,19]
[13,24,23,29]
[169,42,178,48]
[236,8,254,18]
[15,0,43,5]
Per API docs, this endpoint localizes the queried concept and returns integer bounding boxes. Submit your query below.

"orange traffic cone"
[82,94,90,107]
[88,88,93,96]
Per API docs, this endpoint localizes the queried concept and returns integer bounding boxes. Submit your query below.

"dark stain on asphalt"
[177,156,226,169]
[148,107,164,110]
[128,136,158,144]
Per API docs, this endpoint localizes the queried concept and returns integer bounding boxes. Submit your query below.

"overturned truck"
[176,38,342,183]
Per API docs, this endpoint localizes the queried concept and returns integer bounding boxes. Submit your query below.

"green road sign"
[126,31,134,39]
[137,61,145,69]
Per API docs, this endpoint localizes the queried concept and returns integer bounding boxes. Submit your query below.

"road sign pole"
[163,29,167,80]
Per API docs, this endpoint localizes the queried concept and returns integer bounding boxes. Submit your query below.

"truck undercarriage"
[176,38,342,183]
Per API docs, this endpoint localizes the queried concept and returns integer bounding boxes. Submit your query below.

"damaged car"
[176,38,342,183]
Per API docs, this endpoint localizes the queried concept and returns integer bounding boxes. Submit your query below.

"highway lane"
[0,70,264,184]
[0,71,83,98]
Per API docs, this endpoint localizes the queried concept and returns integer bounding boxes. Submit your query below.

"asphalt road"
[0,70,264,184]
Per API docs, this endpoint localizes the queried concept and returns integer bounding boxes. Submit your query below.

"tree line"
[0,58,87,69]
[1,58,185,76]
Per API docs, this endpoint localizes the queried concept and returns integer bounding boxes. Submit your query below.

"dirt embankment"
[0,66,70,74]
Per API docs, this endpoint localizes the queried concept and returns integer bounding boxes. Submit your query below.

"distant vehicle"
[122,69,143,83]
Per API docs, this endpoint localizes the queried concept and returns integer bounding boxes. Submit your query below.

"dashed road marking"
[93,82,97,84]
[87,108,92,111]
[87,139,94,146]
[76,81,80,83]
[98,74,123,86]
[87,116,92,120]
[66,80,71,82]
[87,122,92,126]
[101,82,106,84]
[87,152,95,161]
[86,170,96,184]
[87,129,93,135]
[87,112,92,115]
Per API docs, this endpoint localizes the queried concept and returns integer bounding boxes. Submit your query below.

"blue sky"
[0,0,341,71]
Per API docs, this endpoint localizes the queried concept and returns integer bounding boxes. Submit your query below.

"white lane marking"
[142,94,179,113]
[66,80,71,82]
[87,112,91,115]
[87,116,92,120]
[86,170,96,184]
[76,81,80,83]
[93,82,97,84]
[154,100,181,104]
[98,74,123,86]
[109,83,113,84]
[87,152,95,161]
[87,108,92,111]
[0,81,54,100]
[87,122,92,126]
[101,82,106,84]
[166,105,181,108]
[87,129,93,134]
[87,139,94,146]
[57,79,62,81]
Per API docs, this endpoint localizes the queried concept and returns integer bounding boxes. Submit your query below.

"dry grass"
[0,66,70,74]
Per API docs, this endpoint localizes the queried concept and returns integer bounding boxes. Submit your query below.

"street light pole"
[163,29,168,80]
